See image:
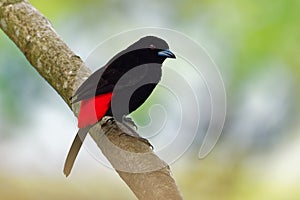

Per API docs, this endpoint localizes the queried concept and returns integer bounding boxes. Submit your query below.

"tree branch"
[0,0,183,199]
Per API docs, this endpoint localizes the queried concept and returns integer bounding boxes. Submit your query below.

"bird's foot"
[119,132,153,149]
[122,116,137,130]
[101,116,115,127]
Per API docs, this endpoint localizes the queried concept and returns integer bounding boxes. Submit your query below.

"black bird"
[64,36,176,176]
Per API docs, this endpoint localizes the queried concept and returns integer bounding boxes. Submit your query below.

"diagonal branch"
[0,0,183,199]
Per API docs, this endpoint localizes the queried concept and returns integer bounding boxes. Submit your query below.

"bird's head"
[125,36,176,64]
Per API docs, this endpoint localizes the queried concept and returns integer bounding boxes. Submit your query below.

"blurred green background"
[0,0,300,199]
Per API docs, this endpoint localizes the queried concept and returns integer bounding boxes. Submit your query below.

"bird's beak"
[158,49,176,59]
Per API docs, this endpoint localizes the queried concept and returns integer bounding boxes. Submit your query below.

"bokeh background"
[0,0,300,199]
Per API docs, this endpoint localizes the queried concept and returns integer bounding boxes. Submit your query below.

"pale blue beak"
[158,49,176,59]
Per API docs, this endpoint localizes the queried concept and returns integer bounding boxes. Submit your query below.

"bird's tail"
[63,126,91,177]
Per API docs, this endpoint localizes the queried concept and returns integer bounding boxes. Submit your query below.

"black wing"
[71,63,152,103]
[71,66,116,103]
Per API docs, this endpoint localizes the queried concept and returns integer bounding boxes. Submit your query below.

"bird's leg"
[120,116,153,149]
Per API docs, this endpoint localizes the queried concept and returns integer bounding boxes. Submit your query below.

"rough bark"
[0,0,183,199]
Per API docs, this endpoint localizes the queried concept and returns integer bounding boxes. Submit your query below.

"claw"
[122,116,137,130]
[138,137,153,149]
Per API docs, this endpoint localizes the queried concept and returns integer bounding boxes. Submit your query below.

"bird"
[64,36,176,176]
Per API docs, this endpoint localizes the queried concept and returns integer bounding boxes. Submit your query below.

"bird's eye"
[149,44,156,49]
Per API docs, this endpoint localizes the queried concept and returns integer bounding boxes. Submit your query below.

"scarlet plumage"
[77,92,112,128]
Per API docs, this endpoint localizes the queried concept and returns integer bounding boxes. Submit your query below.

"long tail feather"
[63,126,90,177]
